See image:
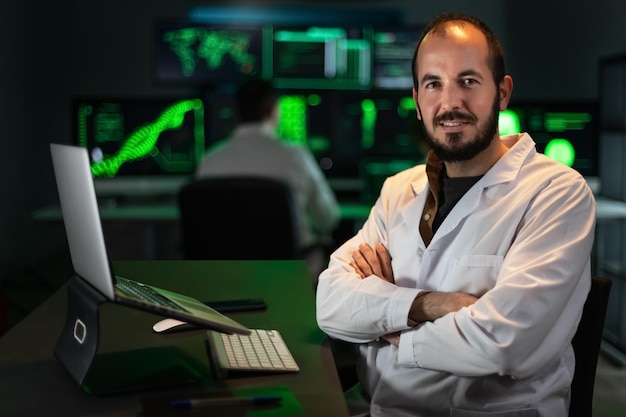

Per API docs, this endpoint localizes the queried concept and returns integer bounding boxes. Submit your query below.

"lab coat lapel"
[429,134,533,244]
[399,179,430,248]
[431,181,485,243]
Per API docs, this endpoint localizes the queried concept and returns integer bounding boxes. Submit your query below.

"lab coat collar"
[406,133,536,245]
[483,133,536,187]
[403,181,430,247]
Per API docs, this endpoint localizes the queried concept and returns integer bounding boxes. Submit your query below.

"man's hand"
[381,331,400,346]
[349,242,477,333]
[350,243,395,284]
[409,291,478,324]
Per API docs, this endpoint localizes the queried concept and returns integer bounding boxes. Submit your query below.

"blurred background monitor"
[372,25,423,90]
[270,24,374,90]
[154,19,265,86]
[333,89,427,178]
[499,101,598,177]
[72,97,206,196]
[329,89,427,203]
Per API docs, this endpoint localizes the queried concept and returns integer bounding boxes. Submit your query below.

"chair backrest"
[178,176,302,260]
[569,276,612,417]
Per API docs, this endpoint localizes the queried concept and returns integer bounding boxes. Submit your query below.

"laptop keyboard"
[115,276,185,311]
[207,329,299,378]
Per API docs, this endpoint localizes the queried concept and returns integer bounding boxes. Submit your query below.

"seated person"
[316,12,596,417]
[196,78,340,277]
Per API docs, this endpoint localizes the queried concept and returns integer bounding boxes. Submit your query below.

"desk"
[0,260,349,416]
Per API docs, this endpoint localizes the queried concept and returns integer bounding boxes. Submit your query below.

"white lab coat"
[316,133,596,417]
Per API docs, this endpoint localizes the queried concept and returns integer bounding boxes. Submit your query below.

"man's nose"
[440,84,463,112]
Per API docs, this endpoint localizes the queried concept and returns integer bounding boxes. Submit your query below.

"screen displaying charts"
[73,97,206,178]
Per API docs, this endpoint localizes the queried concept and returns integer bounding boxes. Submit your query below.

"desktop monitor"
[276,91,334,158]
[269,25,374,90]
[72,97,206,195]
[501,101,598,177]
[154,19,265,86]
[372,26,423,89]
[332,89,427,179]
[330,89,427,202]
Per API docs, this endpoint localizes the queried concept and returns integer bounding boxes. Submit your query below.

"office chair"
[178,176,302,260]
[569,275,612,417]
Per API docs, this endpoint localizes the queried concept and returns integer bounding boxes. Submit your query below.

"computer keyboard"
[115,276,185,311]
[206,328,299,379]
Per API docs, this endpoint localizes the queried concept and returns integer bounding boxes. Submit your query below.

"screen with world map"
[153,19,374,90]
[154,19,265,86]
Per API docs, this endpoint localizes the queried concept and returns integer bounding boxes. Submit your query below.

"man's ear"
[499,75,514,111]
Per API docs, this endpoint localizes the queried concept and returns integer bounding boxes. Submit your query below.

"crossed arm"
[350,242,478,344]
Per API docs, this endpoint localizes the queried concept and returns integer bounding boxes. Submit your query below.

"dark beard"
[424,94,500,162]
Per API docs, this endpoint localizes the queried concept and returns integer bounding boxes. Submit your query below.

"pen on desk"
[171,395,283,408]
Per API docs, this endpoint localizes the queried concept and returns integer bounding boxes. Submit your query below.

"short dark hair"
[411,12,506,89]
[235,78,280,123]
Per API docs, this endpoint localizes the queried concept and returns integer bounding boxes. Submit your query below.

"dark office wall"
[0,1,73,279]
[504,1,626,101]
[0,0,624,278]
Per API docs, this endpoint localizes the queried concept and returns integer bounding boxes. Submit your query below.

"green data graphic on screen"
[154,19,376,91]
[502,102,597,176]
[155,20,265,84]
[74,98,206,178]
[276,93,331,153]
[270,25,373,90]
[334,90,426,177]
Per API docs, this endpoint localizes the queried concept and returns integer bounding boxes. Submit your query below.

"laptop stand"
[54,276,103,390]
[54,276,202,395]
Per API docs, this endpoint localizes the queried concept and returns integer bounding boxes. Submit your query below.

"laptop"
[50,143,250,336]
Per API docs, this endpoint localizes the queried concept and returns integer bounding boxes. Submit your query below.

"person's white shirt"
[316,133,596,417]
[196,121,340,248]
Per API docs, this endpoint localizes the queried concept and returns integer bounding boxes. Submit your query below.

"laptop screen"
[51,143,117,299]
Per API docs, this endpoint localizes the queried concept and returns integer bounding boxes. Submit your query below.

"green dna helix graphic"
[91,99,203,178]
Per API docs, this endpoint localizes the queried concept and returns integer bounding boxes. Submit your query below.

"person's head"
[235,78,280,124]
[411,12,513,163]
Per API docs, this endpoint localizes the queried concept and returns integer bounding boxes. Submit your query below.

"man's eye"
[463,78,478,86]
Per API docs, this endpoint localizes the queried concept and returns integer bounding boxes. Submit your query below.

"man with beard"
[316,12,596,417]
